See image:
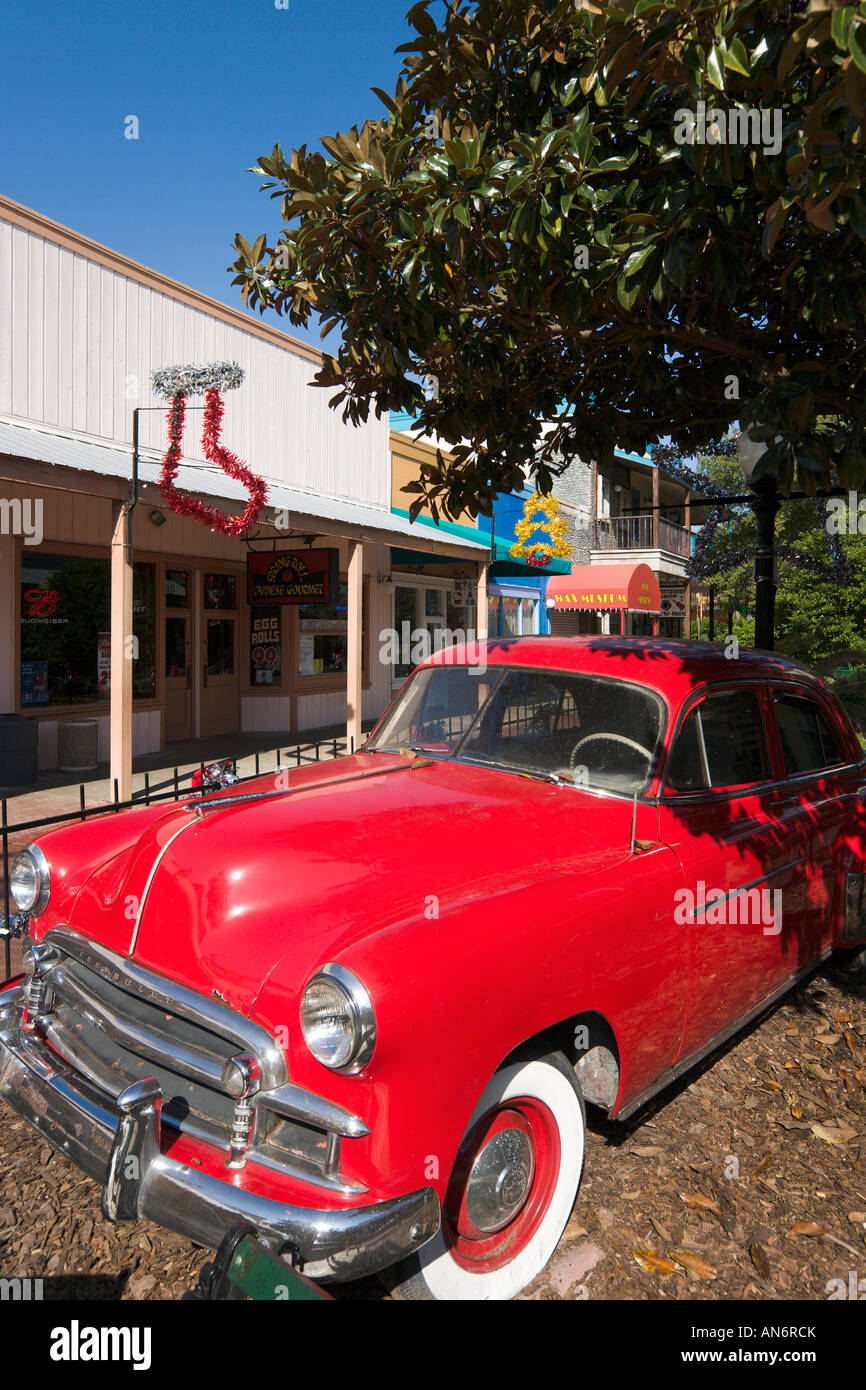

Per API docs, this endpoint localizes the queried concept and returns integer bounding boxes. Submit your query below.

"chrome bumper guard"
[0,989,439,1282]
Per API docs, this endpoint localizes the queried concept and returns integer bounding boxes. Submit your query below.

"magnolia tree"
[231,0,866,520]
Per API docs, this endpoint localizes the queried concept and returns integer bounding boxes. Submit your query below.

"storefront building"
[0,196,489,785]
[545,562,662,634]
[590,449,694,636]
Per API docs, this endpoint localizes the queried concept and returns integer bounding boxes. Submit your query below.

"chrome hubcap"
[464,1126,534,1234]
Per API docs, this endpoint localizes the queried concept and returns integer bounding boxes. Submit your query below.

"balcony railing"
[594,515,690,558]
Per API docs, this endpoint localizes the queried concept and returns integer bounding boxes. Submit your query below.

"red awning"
[545,563,661,614]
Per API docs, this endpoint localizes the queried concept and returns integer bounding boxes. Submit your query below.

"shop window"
[165,617,187,679]
[520,598,538,634]
[20,553,156,706]
[204,573,237,610]
[206,619,235,677]
[298,581,366,677]
[488,595,502,637]
[165,570,188,608]
[250,607,282,687]
[502,596,520,636]
[425,588,444,618]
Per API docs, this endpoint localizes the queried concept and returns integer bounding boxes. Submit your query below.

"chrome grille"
[36,928,287,1150]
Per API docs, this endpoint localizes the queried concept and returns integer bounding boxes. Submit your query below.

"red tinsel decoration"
[526,552,552,568]
[158,388,268,536]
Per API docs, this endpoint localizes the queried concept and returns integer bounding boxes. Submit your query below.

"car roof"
[420,636,826,706]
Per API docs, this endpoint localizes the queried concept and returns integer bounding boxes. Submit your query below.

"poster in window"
[250,609,281,685]
[97,631,111,699]
[298,633,315,676]
[20,661,49,705]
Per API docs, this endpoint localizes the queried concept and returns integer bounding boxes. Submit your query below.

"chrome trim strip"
[251,1141,367,1197]
[184,760,432,817]
[683,857,806,922]
[256,1082,370,1138]
[129,819,197,954]
[615,946,833,1122]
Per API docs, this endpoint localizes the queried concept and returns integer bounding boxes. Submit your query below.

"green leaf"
[616,276,640,309]
[625,244,654,277]
[849,19,866,74]
[707,45,726,90]
[722,36,751,77]
[832,5,855,50]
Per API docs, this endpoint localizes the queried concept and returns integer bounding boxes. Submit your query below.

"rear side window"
[774,693,845,775]
[667,688,770,792]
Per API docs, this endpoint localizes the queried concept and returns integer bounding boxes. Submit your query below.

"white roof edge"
[0,416,489,552]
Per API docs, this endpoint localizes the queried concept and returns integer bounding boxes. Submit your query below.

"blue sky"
[0,0,419,349]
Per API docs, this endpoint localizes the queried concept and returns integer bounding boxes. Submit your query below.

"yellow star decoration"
[509,493,572,563]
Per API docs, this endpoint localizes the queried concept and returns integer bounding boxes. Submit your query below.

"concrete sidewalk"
[0,723,376,819]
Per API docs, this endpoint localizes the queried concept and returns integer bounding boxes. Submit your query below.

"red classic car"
[2,637,865,1300]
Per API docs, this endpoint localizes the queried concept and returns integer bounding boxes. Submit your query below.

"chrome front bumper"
[0,987,439,1282]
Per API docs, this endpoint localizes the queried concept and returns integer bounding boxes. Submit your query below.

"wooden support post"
[652,465,660,549]
[346,541,364,753]
[110,501,133,802]
[475,561,489,640]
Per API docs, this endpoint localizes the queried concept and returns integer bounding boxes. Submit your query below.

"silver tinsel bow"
[151,361,245,399]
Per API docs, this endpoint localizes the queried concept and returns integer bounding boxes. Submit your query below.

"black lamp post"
[737,428,781,652]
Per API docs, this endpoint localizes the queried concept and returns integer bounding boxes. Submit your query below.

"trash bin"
[0,715,39,787]
[57,718,99,773]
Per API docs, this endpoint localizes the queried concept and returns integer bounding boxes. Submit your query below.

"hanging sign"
[247,549,339,606]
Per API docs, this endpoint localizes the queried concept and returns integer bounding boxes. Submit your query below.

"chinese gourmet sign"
[247,549,339,606]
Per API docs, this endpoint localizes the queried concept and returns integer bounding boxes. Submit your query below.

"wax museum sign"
[247,550,339,605]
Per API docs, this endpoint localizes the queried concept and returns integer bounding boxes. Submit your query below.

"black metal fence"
[0,737,351,985]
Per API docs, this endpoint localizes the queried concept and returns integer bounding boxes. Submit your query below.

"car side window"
[774,692,845,775]
[667,688,769,792]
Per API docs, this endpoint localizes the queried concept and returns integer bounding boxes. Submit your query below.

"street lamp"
[737,428,781,652]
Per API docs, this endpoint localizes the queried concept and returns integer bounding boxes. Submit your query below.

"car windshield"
[367,665,666,795]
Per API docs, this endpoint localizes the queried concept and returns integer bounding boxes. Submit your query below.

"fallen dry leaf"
[810,1121,856,1146]
[786,1221,826,1238]
[750,1243,772,1281]
[632,1249,680,1276]
[679,1192,722,1218]
[669,1249,718,1280]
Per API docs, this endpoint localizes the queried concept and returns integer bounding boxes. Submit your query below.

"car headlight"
[10,845,50,916]
[300,964,376,1072]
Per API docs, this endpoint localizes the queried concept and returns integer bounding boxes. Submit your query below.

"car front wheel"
[382,1051,586,1300]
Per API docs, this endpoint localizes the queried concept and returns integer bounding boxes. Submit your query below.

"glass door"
[164,569,192,742]
[200,572,239,738]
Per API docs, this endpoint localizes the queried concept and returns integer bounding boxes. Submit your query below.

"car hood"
[52,753,636,1014]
